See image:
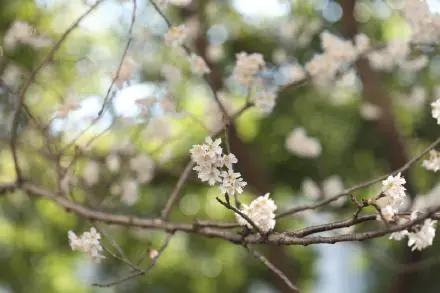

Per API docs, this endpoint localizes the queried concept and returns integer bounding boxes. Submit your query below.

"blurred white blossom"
[189,53,210,75]
[83,161,100,186]
[301,178,321,201]
[402,0,440,44]
[422,150,440,172]
[233,52,266,87]
[106,153,121,173]
[130,154,154,184]
[360,102,382,120]
[121,178,139,205]
[164,24,187,47]
[285,128,322,158]
[431,98,440,124]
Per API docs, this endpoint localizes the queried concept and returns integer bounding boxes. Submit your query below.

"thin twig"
[98,0,137,116]
[160,161,195,219]
[245,245,299,292]
[9,0,105,182]
[277,136,440,218]
[216,196,264,235]
[93,232,173,287]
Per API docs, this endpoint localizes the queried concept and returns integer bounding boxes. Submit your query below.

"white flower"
[149,249,159,259]
[68,231,84,251]
[193,163,221,186]
[3,21,52,50]
[207,44,224,61]
[202,136,222,158]
[322,175,346,207]
[407,219,437,251]
[189,53,210,75]
[83,161,100,186]
[190,144,208,164]
[377,173,408,222]
[367,39,410,71]
[130,154,154,184]
[305,53,339,83]
[422,150,440,172]
[121,178,139,205]
[381,172,407,203]
[431,99,440,124]
[400,55,429,72]
[220,170,247,196]
[402,0,440,44]
[106,153,121,173]
[389,230,408,241]
[253,89,277,114]
[164,24,187,47]
[285,128,322,158]
[322,176,344,198]
[380,205,398,222]
[320,31,357,63]
[354,33,370,55]
[301,178,321,200]
[68,227,104,262]
[360,102,381,120]
[233,52,265,87]
[280,63,306,84]
[220,153,238,169]
[236,193,277,233]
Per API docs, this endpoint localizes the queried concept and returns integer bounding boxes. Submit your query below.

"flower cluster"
[305,31,368,85]
[164,24,187,47]
[367,39,410,71]
[232,52,266,87]
[189,53,210,75]
[68,227,105,262]
[190,137,247,196]
[390,215,437,251]
[285,128,322,158]
[422,150,440,172]
[377,173,407,221]
[236,193,277,233]
[402,0,440,44]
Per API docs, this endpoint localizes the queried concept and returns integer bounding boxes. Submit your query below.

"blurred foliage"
[0,1,440,293]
